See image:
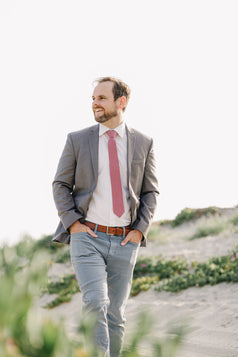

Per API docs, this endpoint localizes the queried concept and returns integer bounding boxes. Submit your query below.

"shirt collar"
[99,122,126,138]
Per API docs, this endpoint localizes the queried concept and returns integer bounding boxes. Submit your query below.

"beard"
[94,108,118,124]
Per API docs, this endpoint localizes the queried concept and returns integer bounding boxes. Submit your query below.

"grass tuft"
[190,222,226,240]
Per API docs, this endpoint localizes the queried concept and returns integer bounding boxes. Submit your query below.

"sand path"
[125,284,238,356]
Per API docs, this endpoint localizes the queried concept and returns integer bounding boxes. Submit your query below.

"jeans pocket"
[71,232,88,238]
[127,240,140,247]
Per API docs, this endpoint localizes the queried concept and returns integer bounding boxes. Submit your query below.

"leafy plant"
[122,311,187,357]
[0,240,185,357]
[0,246,77,357]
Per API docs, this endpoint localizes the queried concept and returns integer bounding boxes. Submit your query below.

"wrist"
[133,229,143,240]
[69,221,83,234]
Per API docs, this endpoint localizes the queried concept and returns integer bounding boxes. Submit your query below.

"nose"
[92,98,99,108]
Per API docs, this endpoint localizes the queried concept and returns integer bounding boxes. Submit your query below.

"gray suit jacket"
[52,124,159,246]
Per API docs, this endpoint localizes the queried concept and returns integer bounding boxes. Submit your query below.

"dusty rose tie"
[107,130,125,217]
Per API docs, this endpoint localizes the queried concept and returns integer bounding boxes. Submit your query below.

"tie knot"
[107,130,118,139]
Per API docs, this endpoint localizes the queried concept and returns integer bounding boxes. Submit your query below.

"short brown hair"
[94,76,131,112]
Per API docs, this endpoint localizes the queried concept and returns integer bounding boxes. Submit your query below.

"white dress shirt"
[86,122,131,227]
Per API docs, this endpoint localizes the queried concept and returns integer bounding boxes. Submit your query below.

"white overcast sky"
[0,0,237,245]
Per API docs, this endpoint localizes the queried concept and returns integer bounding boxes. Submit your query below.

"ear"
[119,96,126,110]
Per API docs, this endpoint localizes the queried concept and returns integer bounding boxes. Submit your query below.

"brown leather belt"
[84,221,131,236]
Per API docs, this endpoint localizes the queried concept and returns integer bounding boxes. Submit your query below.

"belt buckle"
[106,226,116,235]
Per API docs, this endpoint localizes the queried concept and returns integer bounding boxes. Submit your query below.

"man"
[52,77,159,356]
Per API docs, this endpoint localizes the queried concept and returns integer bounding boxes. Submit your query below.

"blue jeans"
[70,229,140,357]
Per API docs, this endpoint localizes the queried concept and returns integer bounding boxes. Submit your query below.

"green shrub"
[131,247,238,296]
[159,219,172,226]
[54,248,70,263]
[45,274,80,308]
[156,249,238,293]
[14,235,62,264]
[34,234,63,252]
[171,207,219,227]
[230,214,238,226]
[134,256,188,280]
[131,276,159,296]
[132,256,188,296]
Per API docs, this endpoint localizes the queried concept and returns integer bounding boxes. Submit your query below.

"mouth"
[94,109,104,116]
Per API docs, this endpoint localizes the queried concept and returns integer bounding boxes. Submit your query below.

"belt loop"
[94,224,98,234]
[122,226,126,239]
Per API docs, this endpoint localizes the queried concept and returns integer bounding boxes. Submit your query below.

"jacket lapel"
[89,124,99,184]
[126,125,135,184]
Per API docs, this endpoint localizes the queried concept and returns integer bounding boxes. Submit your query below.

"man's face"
[92,81,120,124]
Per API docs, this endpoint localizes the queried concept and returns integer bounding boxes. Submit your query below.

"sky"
[0,0,237,245]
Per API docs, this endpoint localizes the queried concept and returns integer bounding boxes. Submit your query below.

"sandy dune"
[125,285,238,356]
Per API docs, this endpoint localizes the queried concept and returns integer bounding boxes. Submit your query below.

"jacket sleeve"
[52,134,83,231]
[131,138,159,239]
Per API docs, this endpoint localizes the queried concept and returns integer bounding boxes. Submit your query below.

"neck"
[103,114,124,129]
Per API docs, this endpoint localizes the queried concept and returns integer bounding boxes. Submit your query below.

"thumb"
[121,236,129,246]
[87,228,98,238]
